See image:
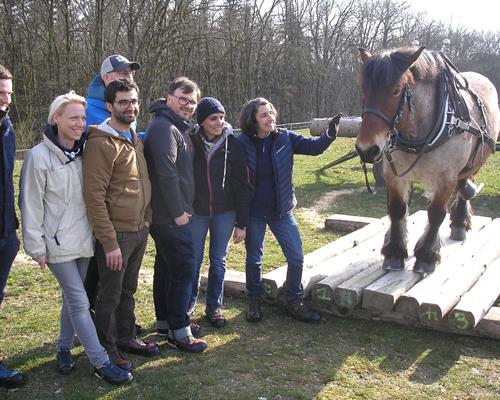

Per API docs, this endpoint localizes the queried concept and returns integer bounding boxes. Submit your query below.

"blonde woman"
[19,91,132,384]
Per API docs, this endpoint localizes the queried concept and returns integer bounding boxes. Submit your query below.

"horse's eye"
[392,88,401,96]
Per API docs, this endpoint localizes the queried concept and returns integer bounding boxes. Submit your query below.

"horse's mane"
[360,47,446,92]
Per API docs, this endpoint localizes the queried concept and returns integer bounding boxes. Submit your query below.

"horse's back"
[462,71,500,142]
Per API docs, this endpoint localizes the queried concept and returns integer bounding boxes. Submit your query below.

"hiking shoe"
[56,349,74,375]
[0,362,26,388]
[109,352,133,372]
[205,305,226,328]
[94,361,133,385]
[285,299,321,323]
[118,338,160,358]
[246,296,263,322]
[170,335,208,353]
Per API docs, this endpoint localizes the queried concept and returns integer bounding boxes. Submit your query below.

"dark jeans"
[245,211,304,303]
[0,232,19,304]
[151,222,197,332]
[94,227,148,353]
[83,256,99,311]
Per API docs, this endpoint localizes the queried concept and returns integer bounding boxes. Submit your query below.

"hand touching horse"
[355,46,499,274]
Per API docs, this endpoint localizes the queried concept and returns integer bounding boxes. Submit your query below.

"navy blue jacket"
[238,128,335,217]
[0,109,18,242]
[143,99,194,225]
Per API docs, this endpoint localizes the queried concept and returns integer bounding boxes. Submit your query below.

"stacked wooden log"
[200,211,500,340]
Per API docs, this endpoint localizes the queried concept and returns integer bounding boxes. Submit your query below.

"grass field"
[1,135,499,399]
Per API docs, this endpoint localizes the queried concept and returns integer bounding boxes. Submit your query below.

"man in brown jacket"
[83,79,159,371]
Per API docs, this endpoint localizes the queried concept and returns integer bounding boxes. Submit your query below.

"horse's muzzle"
[355,144,381,164]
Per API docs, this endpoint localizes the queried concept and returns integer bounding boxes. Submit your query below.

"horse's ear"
[406,46,426,69]
[391,46,426,73]
[359,48,371,63]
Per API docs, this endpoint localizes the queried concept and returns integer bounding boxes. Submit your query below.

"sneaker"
[0,362,26,388]
[246,296,263,322]
[118,338,160,358]
[205,305,226,328]
[56,349,74,375]
[170,335,208,353]
[285,299,321,323]
[94,361,133,385]
[109,352,133,372]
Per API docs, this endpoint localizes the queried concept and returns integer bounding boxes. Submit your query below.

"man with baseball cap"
[84,54,142,331]
[85,54,140,128]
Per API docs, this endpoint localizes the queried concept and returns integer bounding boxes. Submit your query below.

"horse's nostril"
[355,144,380,163]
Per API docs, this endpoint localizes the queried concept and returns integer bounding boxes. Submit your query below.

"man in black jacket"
[0,64,26,388]
[144,77,207,353]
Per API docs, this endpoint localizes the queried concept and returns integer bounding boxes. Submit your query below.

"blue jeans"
[0,232,19,305]
[151,222,197,338]
[190,210,236,309]
[48,258,109,368]
[245,212,304,303]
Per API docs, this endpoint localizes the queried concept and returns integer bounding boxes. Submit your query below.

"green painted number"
[453,312,470,330]
[423,308,438,321]
[315,287,332,302]
[262,282,272,295]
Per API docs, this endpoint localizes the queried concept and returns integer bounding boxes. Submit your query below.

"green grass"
[2,133,500,399]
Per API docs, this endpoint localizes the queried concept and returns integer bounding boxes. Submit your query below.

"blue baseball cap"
[100,54,140,77]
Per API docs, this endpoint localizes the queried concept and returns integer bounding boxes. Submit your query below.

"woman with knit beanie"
[188,97,249,327]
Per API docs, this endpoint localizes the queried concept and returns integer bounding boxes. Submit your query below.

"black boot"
[246,296,263,322]
[286,299,321,323]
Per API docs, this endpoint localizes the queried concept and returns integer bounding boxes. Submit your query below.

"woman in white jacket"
[19,91,132,385]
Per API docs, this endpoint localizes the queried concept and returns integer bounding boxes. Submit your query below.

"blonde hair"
[47,91,86,124]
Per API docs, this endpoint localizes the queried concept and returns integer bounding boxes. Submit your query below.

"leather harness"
[362,52,496,178]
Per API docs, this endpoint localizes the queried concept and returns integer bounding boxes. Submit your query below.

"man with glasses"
[144,76,208,352]
[83,79,159,371]
[0,64,26,388]
[84,54,143,332]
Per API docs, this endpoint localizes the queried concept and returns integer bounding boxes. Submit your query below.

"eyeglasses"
[169,94,197,106]
[114,98,140,108]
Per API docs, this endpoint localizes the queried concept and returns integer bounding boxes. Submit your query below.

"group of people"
[0,55,341,388]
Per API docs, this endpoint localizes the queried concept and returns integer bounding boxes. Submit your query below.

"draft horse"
[355,46,499,274]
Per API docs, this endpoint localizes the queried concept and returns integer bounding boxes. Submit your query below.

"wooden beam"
[200,269,247,298]
[447,257,500,329]
[309,117,361,137]
[396,218,500,318]
[418,241,500,325]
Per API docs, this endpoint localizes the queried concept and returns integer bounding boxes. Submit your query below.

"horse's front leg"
[382,181,410,270]
[413,187,453,274]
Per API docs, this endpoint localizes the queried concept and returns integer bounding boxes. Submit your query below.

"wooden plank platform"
[200,212,500,340]
[324,214,378,232]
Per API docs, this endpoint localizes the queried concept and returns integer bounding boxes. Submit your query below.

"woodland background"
[1,0,499,147]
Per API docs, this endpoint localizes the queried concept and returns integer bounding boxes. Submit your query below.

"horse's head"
[355,46,426,163]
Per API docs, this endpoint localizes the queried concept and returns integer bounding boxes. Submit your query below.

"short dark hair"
[0,64,13,80]
[167,76,201,101]
[238,97,278,136]
[104,78,139,104]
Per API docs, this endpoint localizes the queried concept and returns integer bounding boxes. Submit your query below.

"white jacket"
[19,134,94,264]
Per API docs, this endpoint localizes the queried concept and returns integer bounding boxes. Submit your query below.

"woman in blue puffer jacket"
[237,97,341,323]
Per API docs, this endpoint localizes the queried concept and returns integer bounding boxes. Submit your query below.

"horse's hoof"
[383,257,405,271]
[450,227,466,241]
[413,260,436,274]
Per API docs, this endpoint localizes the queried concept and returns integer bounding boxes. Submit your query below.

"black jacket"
[144,99,194,225]
[190,124,249,229]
